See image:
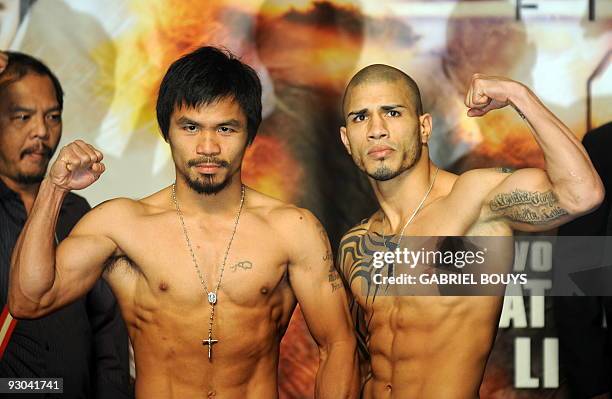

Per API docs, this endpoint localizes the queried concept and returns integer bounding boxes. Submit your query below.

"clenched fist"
[464,73,526,117]
[49,140,105,191]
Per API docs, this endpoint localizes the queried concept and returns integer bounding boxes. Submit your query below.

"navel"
[260,287,269,295]
[159,281,169,292]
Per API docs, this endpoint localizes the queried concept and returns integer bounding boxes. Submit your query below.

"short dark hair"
[342,64,423,118]
[156,46,262,144]
[1,51,64,109]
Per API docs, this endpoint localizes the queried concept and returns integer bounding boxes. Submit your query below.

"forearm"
[511,86,603,206]
[9,178,66,314]
[315,338,359,399]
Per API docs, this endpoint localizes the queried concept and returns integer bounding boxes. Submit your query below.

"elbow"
[7,293,43,319]
[582,176,605,212]
[322,334,357,359]
[8,299,33,319]
[592,183,606,210]
[565,178,605,215]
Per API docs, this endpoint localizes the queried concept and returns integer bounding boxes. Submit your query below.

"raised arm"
[9,140,116,318]
[284,209,359,399]
[464,74,604,232]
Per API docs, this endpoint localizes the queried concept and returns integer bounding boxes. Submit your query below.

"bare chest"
[106,215,291,311]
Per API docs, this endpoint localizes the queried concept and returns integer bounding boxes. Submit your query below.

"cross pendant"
[202,336,219,360]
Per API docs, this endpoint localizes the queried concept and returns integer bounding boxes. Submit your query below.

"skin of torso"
[102,188,299,399]
[343,171,513,399]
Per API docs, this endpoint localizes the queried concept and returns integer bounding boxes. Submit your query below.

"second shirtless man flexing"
[338,64,603,398]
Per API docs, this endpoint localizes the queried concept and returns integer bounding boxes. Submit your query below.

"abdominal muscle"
[133,337,279,399]
[362,296,503,399]
[123,290,294,399]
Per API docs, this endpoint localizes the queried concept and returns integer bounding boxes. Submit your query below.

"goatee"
[186,174,231,195]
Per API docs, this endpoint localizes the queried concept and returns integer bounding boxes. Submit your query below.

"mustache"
[20,144,54,160]
[187,156,230,168]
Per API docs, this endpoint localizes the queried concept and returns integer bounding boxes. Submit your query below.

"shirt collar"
[0,177,73,210]
[0,177,17,200]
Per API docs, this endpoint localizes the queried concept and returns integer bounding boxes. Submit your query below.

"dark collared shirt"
[0,178,132,398]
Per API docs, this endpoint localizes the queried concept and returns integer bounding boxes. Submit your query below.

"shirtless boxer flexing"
[337,64,603,398]
[9,46,358,399]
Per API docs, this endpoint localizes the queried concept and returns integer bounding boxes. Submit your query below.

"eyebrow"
[347,108,367,118]
[380,104,407,111]
[45,106,62,113]
[216,119,241,128]
[176,116,202,126]
[176,116,242,128]
[8,105,62,114]
[347,104,409,117]
[9,106,35,113]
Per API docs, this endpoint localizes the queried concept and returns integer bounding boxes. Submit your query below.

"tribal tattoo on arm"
[489,189,569,225]
[337,224,371,374]
[337,221,397,366]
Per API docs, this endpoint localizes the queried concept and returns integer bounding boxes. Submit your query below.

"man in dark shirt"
[554,121,612,399]
[0,51,131,398]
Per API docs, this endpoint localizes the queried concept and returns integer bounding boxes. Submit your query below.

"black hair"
[2,51,64,109]
[156,46,262,144]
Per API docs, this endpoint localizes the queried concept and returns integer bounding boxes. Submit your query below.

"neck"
[0,174,40,214]
[370,154,436,232]
[173,173,244,216]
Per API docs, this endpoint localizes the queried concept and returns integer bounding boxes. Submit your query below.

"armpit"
[104,254,141,275]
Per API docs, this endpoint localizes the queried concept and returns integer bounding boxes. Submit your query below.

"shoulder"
[89,186,172,219]
[247,187,325,235]
[89,197,143,218]
[336,217,375,276]
[244,189,330,261]
[339,218,371,249]
[70,197,141,235]
[79,189,169,233]
[448,167,517,200]
[453,167,511,188]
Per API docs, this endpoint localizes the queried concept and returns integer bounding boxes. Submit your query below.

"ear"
[419,113,433,144]
[340,125,352,155]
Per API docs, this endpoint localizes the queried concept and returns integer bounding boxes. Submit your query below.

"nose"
[196,130,221,156]
[367,114,389,141]
[31,114,50,140]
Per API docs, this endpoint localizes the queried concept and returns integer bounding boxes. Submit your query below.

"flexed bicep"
[9,196,127,319]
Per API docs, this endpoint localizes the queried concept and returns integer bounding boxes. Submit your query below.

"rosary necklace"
[172,183,245,361]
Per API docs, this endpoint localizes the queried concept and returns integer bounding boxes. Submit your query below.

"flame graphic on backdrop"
[94,0,229,154]
[86,1,564,398]
[243,136,303,202]
[455,111,545,171]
